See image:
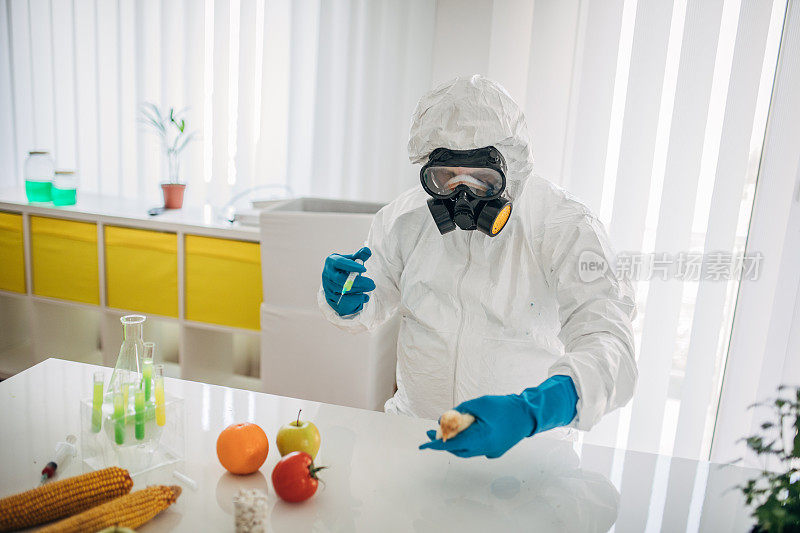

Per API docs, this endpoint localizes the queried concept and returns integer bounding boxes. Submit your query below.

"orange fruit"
[216,422,269,475]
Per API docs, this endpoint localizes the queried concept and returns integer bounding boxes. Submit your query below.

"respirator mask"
[420,146,512,237]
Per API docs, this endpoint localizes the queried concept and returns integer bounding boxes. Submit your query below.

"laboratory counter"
[0,188,260,242]
[0,359,758,532]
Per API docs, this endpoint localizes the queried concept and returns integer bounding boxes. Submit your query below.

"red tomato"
[271,451,325,503]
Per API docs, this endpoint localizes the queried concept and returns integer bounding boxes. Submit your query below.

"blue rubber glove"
[322,247,376,316]
[419,375,578,458]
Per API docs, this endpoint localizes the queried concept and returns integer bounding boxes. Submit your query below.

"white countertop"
[0,359,758,532]
[0,188,259,241]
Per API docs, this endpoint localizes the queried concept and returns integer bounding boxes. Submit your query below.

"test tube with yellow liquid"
[154,364,166,426]
[91,372,103,433]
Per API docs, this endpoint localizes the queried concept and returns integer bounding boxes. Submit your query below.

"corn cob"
[0,466,132,532]
[38,485,182,533]
[436,410,476,441]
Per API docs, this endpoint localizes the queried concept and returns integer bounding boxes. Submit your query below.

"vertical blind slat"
[310,0,351,197]
[9,0,34,184]
[339,0,368,200]
[73,0,100,192]
[0,2,18,187]
[363,1,396,202]
[210,0,230,201]
[136,0,161,202]
[394,0,436,197]
[160,0,184,109]
[672,0,777,460]
[159,0,186,196]
[254,0,290,193]
[609,0,674,253]
[51,0,77,171]
[487,0,534,108]
[381,0,419,201]
[233,0,256,196]
[118,0,138,199]
[96,0,121,196]
[226,0,239,190]
[285,0,320,197]
[626,0,726,454]
[524,0,581,185]
[28,0,56,155]
[562,0,625,212]
[181,0,205,206]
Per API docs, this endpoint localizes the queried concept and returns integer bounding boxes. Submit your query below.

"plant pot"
[161,183,186,209]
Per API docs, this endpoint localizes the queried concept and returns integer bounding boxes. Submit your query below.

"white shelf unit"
[0,191,263,391]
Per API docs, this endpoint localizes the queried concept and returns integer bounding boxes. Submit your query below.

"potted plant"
[140,103,196,209]
[739,386,800,532]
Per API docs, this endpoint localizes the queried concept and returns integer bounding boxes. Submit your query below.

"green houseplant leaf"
[739,385,800,532]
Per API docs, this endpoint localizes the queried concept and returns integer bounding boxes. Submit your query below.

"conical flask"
[108,315,146,397]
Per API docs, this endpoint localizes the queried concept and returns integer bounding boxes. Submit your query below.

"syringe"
[41,435,77,484]
[336,258,364,306]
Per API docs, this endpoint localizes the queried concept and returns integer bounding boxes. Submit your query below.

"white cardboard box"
[259,198,398,410]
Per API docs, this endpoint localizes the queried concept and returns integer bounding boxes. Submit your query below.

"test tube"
[122,381,131,422]
[142,343,155,402]
[135,388,146,440]
[113,384,125,445]
[154,364,166,426]
[91,372,103,433]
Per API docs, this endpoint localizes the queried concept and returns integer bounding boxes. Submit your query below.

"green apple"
[276,410,321,459]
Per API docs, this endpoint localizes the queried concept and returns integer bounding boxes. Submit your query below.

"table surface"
[0,359,759,532]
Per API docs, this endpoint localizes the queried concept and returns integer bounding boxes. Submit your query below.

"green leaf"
[174,131,196,154]
[150,104,164,124]
[794,431,800,458]
[139,104,166,134]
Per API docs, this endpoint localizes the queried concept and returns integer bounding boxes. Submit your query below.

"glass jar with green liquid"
[52,170,78,206]
[24,151,55,202]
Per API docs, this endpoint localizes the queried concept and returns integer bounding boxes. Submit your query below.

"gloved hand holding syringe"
[322,246,375,317]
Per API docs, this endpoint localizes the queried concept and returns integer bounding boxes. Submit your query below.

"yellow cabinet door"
[0,212,25,293]
[185,235,261,329]
[31,216,99,304]
[105,226,178,317]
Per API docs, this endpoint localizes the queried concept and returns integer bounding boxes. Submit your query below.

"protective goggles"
[420,146,507,199]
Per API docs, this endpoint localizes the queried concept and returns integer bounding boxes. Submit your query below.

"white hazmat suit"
[318,75,636,431]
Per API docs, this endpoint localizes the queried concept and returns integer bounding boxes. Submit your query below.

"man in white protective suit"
[318,75,636,459]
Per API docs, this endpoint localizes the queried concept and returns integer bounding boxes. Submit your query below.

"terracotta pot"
[161,183,187,209]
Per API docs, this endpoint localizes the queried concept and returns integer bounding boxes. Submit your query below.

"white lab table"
[0,359,758,532]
